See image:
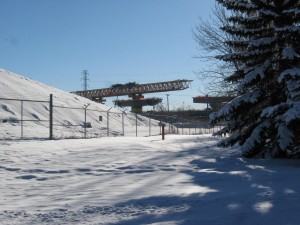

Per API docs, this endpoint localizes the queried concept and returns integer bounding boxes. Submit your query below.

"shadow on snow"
[107,145,300,225]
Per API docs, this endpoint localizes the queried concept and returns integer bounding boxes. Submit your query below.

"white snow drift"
[1,69,300,225]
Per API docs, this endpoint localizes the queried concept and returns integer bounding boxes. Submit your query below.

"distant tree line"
[111,82,139,89]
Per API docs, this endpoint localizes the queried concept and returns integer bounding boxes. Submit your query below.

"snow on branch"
[221,0,255,10]
[276,26,300,33]
[241,120,272,154]
[222,26,269,37]
[248,37,276,48]
[213,126,230,136]
[288,148,300,158]
[278,68,300,83]
[219,49,271,61]
[210,88,261,123]
[258,9,279,17]
[282,47,299,60]
[283,101,300,124]
[260,103,287,118]
[217,133,241,147]
[237,64,268,92]
[286,80,300,100]
[283,8,300,16]
[277,124,294,151]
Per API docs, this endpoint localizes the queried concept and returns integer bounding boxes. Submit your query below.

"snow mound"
[0,68,160,139]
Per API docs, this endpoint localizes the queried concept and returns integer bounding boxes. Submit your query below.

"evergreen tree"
[210,0,300,158]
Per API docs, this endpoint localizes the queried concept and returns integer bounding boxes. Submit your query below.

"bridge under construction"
[72,79,192,113]
[193,95,235,110]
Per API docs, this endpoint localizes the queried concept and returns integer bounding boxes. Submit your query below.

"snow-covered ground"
[1,135,300,225]
[1,69,300,224]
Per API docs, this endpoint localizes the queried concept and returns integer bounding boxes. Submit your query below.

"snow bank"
[0,68,161,139]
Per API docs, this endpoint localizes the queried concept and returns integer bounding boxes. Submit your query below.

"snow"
[219,49,271,61]
[210,88,261,122]
[258,9,279,17]
[260,103,287,119]
[248,37,276,48]
[225,0,256,10]
[0,68,161,139]
[241,119,272,154]
[1,135,300,224]
[1,69,300,224]
[282,47,299,60]
[237,64,266,92]
[277,124,294,150]
[276,25,300,33]
[283,7,300,15]
[283,101,300,124]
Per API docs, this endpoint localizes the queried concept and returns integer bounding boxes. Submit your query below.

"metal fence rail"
[147,114,223,135]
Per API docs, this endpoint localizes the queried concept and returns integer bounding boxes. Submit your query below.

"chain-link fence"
[51,104,163,139]
[0,97,51,140]
[145,114,223,135]
[1,95,221,140]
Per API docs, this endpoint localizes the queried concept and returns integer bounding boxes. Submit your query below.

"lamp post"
[166,94,170,112]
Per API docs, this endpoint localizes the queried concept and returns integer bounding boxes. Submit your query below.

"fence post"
[84,108,87,138]
[21,100,23,139]
[83,103,91,139]
[107,111,109,137]
[159,120,162,135]
[168,116,170,134]
[171,116,173,134]
[49,94,53,140]
[106,107,113,137]
[149,116,151,136]
[135,113,138,137]
[122,112,124,137]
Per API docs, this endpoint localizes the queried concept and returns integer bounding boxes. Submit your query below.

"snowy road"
[1,135,300,225]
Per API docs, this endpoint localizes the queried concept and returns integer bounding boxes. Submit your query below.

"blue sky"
[0,0,216,110]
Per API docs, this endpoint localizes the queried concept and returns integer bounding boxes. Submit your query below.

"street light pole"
[166,94,170,112]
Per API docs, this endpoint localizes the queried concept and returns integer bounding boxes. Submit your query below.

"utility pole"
[166,94,170,112]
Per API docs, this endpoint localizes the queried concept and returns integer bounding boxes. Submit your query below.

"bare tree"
[155,103,167,112]
[194,4,240,96]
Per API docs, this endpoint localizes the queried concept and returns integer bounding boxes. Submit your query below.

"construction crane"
[72,79,192,113]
